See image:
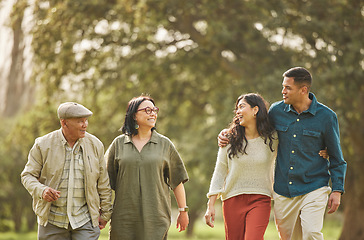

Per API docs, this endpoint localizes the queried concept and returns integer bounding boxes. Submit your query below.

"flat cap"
[57,102,93,119]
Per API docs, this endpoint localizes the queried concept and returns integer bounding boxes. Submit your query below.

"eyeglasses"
[137,106,159,115]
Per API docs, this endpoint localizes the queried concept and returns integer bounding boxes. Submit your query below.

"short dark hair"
[121,95,155,136]
[283,67,312,89]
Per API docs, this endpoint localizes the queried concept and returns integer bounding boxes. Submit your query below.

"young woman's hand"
[204,206,216,228]
[204,195,218,228]
[319,148,329,159]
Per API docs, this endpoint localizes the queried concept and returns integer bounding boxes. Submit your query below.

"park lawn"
[160,218,342,240]
[0,218,342,240]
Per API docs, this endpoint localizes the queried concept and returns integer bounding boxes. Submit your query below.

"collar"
[58,128,83,151]
[124,130,159,144]
[284,92,318,115]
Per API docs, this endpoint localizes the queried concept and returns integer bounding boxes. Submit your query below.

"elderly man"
[21,102,112,240]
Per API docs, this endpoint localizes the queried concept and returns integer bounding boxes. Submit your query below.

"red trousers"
[222,194,271,240]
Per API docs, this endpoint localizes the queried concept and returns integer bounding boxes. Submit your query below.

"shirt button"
[297,119,300,122]
[291,150,295,153]
[293,134,297,138]
[289,181,293,185]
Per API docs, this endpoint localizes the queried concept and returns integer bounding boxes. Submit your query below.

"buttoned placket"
[67,144,77,229]
[288,117,301,191]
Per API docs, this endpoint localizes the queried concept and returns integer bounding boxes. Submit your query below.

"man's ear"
[61,119,67,127]
[300,85,309,95]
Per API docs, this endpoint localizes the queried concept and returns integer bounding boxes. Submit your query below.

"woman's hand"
[204,206,216,228]
[204,195,217,228]
[173,183,189,232]
[319,148,329,159]
[176,211,189,232]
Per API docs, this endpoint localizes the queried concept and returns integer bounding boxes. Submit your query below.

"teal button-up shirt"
[269,93,347,198]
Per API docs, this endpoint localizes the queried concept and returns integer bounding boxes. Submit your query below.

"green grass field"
[0,217,342,240]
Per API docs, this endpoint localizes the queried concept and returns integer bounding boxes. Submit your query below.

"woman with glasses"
[105,95,189,240]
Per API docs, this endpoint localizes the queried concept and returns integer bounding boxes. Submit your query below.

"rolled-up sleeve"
[168,142,189,190]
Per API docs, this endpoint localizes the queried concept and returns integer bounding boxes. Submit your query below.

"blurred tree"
[3,0,363,238]
[25,0,287,235]
[0,105,58,231]
[0,0,34,117]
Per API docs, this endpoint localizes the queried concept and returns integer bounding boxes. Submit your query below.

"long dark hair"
[121,95,155,136]
[227,93,275,159]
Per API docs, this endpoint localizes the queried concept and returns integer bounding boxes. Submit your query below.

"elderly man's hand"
[42,187,60,202]
[98,217,108,230]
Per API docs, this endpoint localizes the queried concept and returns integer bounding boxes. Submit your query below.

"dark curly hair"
[120,95,155,136]
[227,93,276,159]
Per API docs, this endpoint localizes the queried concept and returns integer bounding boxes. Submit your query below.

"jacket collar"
[58,128,83,150]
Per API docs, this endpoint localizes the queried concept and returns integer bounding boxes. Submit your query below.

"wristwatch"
[178,206,189,212]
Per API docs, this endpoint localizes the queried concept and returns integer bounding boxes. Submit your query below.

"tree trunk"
[339,92,364,239]
[339,161,364,239]
[0,0,34,118]
[186,210,199,238]
[26,210,37,231]
[12,201,23,232]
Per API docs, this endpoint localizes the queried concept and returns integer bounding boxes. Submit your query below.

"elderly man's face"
[62,117,88,140]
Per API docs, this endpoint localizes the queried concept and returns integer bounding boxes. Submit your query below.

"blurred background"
[0,0,363,239]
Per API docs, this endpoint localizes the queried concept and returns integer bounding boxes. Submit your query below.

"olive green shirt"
[106,130,188,240]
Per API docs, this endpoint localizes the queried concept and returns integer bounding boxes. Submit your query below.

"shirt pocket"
[275,125,288,132]
[302,129,321,152]
[275,125,288,141]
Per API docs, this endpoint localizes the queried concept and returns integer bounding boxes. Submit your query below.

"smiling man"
[269,67,347,240]
[21,102,112,240]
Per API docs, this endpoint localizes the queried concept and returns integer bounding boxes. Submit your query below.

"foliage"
[2,0,363,237]
[24,1,290,233]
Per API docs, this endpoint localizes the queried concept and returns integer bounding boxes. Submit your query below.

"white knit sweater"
[207,136,278,201]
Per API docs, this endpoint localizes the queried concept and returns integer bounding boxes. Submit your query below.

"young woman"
[106,95,189,240]
[205,93,278,240]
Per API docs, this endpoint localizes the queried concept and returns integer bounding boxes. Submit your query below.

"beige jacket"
[21,129,112,227]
